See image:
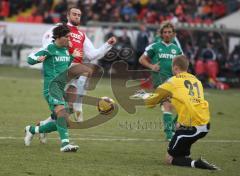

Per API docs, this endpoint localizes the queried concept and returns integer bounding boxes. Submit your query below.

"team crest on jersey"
[171,49,176,54]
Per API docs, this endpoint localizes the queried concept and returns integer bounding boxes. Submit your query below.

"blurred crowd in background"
[0,0,239,24]
[100,25,240,88]
[0,0,240,88]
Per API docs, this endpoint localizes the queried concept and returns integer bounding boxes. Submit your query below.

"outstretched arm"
[83,35,117,61]
[144,88,172,108]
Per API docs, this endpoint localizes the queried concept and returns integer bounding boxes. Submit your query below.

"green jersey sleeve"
[176,46,183,55]
[27,48,50,65]
[145,43,155,59]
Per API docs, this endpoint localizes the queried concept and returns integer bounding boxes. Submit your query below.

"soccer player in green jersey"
[138,21,183,141]
[24,24,92,152]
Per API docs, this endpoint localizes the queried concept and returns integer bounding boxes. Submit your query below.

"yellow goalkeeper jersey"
[157,72,210,126]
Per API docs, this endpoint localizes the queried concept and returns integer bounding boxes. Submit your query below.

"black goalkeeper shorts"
[168,123,210,157]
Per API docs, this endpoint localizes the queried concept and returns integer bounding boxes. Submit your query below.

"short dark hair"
[173,55,189,71]
[52,24,70,40]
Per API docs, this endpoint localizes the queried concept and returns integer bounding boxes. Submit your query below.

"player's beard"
[70,20,80,26]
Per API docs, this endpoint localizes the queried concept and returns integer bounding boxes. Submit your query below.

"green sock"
[56,117,69,147]
[29,122,57,134]
[172,115,178,124]
[39,121,57,133]
[29,126,36,134]
[163,113,173,140]
[172,115,178,132]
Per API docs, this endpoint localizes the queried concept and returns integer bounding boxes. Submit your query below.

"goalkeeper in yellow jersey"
[144,55,219,170]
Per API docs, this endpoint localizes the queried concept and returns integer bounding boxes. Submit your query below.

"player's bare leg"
[69,64,93,121]
[65,84,83,122]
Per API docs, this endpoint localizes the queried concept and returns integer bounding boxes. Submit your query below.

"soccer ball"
[97,97,115,115]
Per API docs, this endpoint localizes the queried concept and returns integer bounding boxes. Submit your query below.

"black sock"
[172,157,193,167]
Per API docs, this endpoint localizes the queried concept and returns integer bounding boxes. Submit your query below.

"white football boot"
[130,89,150,100]
[60,144,79,152]
[24,125,34,146]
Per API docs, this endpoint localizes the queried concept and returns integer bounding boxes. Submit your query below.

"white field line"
[0,76,41,82]
[0,136,240,143]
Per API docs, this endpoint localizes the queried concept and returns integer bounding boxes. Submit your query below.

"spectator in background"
[3,0,239,25]
[43,12,54,24]
[110,7,122,22]
[117,28,135,67]
[99,26,118,74]
[148,0,162,12]
[144,9,158,24]
[54,0,68,14]
[121,2,137,22]
[44,0,54,12]
[104,26,116,42]
[196,41,219,87]
[0,0,9,20]
[100,2,114,22]
[132,0,142,14]
[185,41,198,74]
[100,8,109,22]
[174,0,185,17]
[212,0,227,19]
[201,41,217,62]
[225,44,240,75]
[198,0,212,19]
[118,28,132,48]
[91,0,104,15]
[9,0,19,17]
[135,24,149,70]
[59,11,68,23]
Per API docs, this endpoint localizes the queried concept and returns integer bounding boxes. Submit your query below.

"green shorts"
[152,72,172,88]
[44,70,69,112]
[44,94,68,112]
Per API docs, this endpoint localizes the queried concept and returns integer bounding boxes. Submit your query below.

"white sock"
[77,76,87,95]
[35,126,39,134]
[73,102,83,112]
[73,76,88,112]
[40,116,54,126]
[191,160,196,168]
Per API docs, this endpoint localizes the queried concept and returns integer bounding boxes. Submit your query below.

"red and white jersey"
[42,23,112,64]
[67,23,85,63]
